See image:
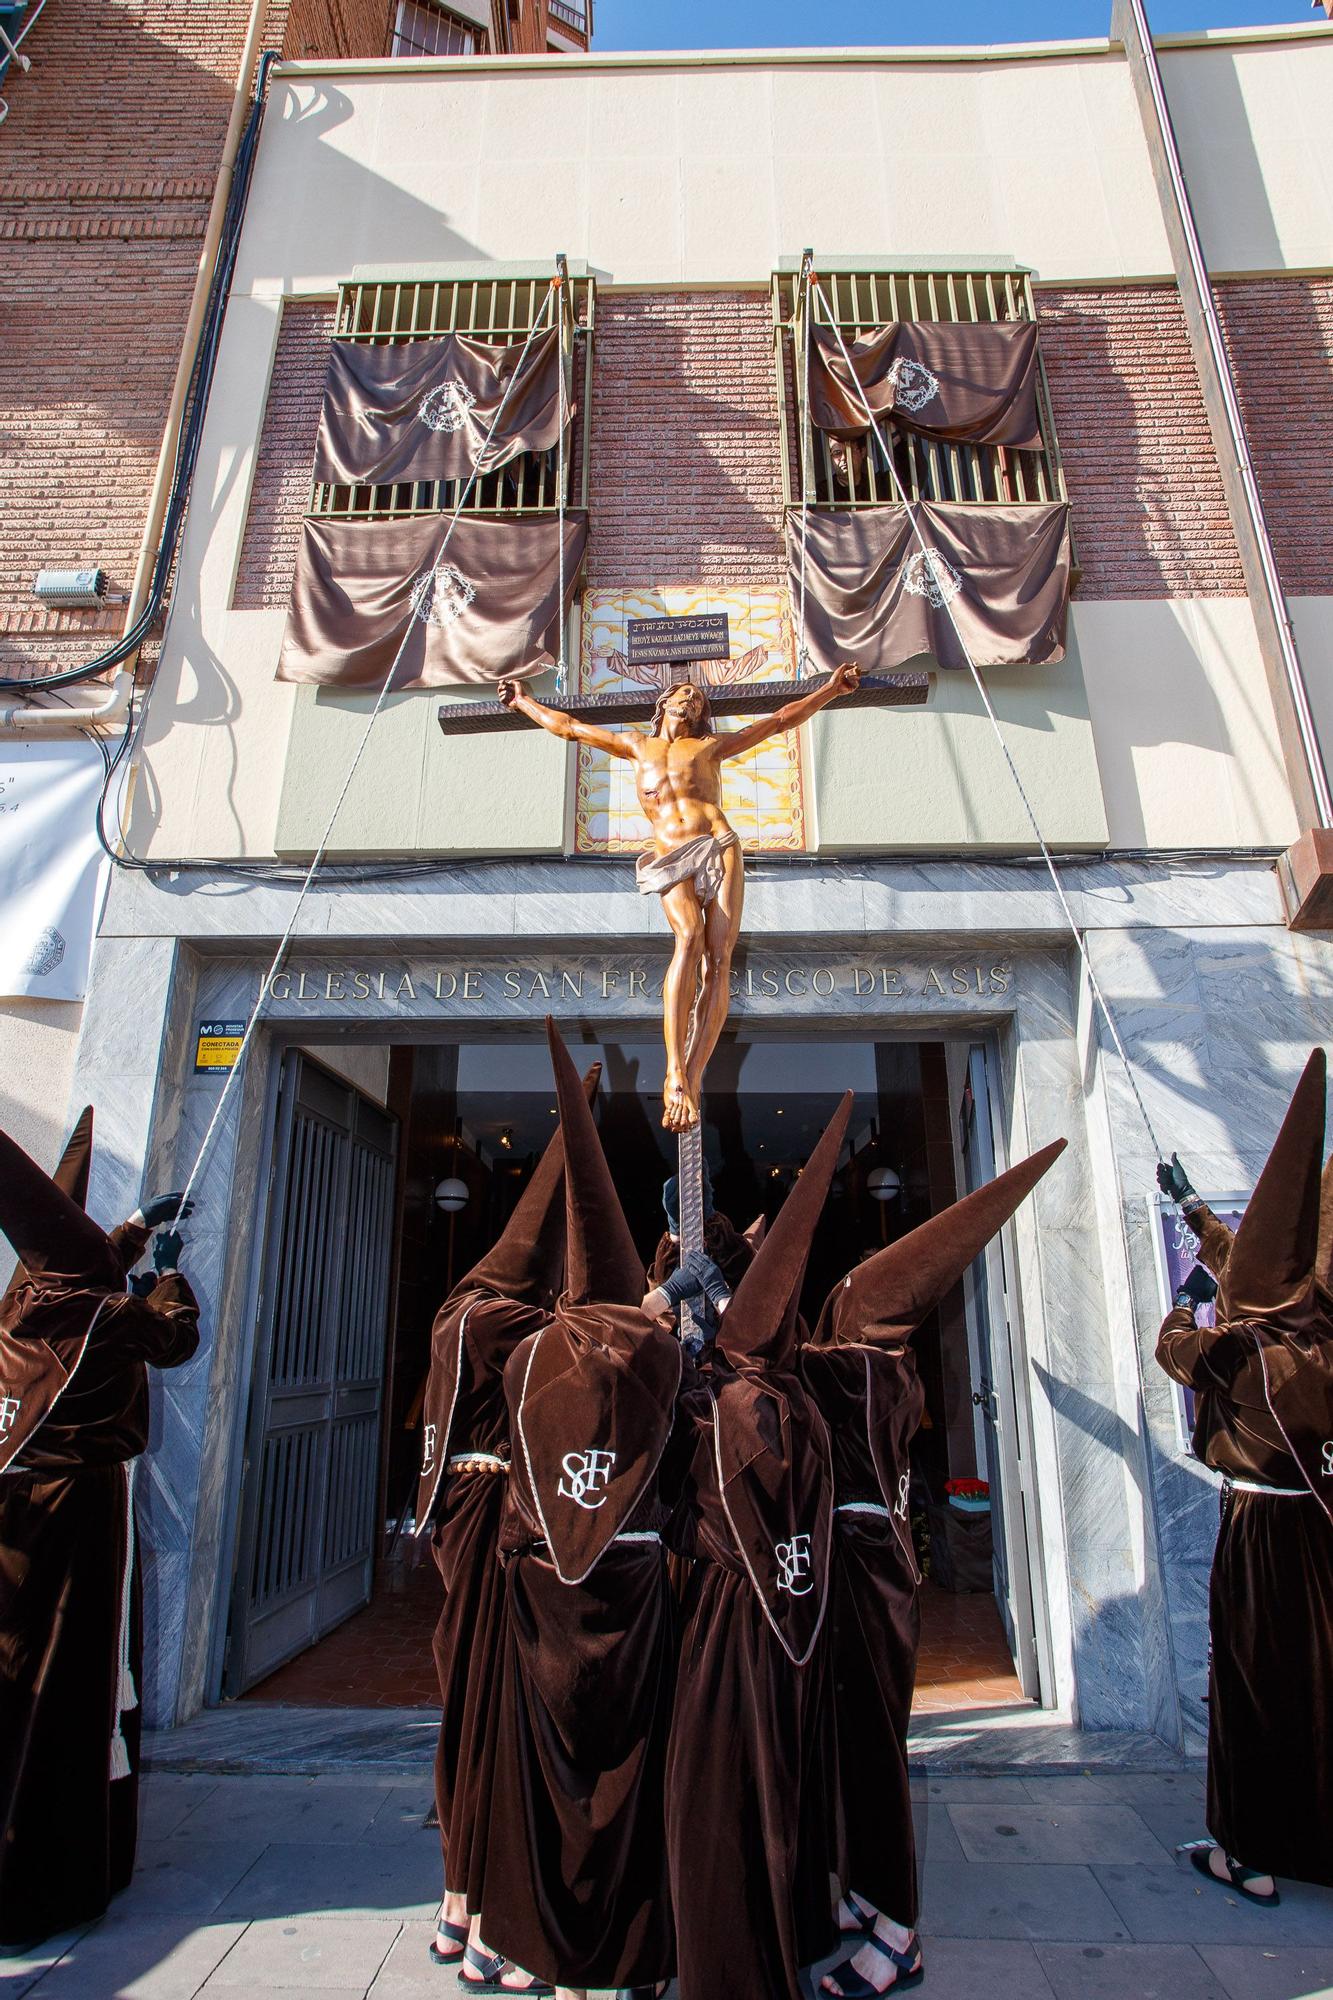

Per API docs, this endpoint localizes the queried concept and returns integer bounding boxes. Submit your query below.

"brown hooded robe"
[480,1023,681,1990]
[414,1066,599,1913]
[0,1116,199,1945]
[665,1098,850,2000]
[1156,1050,1333,1885]
[803,1138,1066,1928]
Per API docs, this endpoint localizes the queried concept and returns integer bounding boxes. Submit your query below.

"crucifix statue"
[497,662,861,1131]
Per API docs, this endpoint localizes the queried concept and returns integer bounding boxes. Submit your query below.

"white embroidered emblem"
[421,1422,437,1475]
[1321,1441,1333,1478]
[895,1472,910,1520]
[0,1395,21,1435]
[410,563,475,628]
[901,548,962,610]
[887,356,941,414]
[418,379,477,433]
[775,1532,813,1595]
[557,1448,617,1510]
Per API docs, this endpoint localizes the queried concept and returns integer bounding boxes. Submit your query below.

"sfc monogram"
[774,1532,813,1595]
[558,1448,617,1510]
[1321,1441,1333,1478]
[0,1395,21,1435]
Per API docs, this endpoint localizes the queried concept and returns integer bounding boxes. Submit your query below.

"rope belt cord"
[811,275,1164,1163]
[447,1451,508,1473]
[835,1500,891,1517]
[1224,1476,1311,1497]
[109,1457,138,1781]
[171,276,562,1223]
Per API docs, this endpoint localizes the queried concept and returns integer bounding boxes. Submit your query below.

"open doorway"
[223,1030,1041,1715]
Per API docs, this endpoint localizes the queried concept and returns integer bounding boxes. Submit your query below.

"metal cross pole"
[676,1119,709,1348]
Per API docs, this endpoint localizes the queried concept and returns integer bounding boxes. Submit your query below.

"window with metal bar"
[310,274,595,522]
[390,1,484,56]
[773,266,1067,511]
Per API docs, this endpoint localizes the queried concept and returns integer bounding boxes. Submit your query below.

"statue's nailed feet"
[663,1070,699,1132]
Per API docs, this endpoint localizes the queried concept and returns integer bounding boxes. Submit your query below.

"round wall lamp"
[866,1166,902,1203]
[434,1176,470,1212]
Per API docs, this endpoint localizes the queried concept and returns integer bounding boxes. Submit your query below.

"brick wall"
[587,291,785,589]
[1215,276,1333,601]
[235,303,336,609]
[1036,284,1244,599]
[0,0,393,682]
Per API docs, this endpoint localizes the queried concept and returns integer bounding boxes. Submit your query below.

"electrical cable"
[795,256,814,679]
[172,279,562,1220]
[813,275,1165,1161]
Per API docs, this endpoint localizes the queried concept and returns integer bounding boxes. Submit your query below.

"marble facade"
[69,852,1333,1749]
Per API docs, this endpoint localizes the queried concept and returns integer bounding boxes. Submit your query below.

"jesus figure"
[496,663,861,1131]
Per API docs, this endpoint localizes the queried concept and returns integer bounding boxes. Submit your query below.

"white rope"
[813,280,1164,1162]
[174,278,562,1220]
[109,1457,138,1780]
[795,261,814,679]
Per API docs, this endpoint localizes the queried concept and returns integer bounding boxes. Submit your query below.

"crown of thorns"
[651,682,715,737]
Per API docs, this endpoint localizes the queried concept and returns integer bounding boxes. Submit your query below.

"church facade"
[40,20,1333,1740]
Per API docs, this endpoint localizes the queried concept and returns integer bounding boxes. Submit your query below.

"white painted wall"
[0,999,84,1171]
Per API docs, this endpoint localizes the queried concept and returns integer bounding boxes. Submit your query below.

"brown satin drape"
[278,510,588,689]
[809,319,1042,449]
[312,327,565,488]
[787,501,1071,673]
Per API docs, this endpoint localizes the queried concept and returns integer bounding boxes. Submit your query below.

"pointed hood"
[547,1018,644,1306]
[1217,1048,1326,1332]
[449,1063,601,1309]
[820,1138,1067,1347]
[722,1093,853,1366]
[53,1106,94,1210]
[1315,1153,1333,1303]
[0,1120,119,1289]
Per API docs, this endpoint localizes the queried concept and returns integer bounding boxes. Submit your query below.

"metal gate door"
[958,1043,1044,1701]
[226,1054,397,1694]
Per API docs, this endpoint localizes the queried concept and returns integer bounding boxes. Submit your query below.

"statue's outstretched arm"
[496,679,638,760]
[720,661,861,758]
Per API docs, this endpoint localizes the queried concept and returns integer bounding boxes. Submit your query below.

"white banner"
[0,739,111,1002]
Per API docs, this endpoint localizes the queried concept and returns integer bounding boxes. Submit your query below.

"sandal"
[429,1918,469,1966]
[840,1891,878,1936]
[821,1932,924,1997]
[459,1944,555,1994]
[1186,1843,1280,1906]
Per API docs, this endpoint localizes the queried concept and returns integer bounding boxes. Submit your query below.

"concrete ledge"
[1277,827,1333,931]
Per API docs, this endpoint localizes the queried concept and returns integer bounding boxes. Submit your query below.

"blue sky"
[592,0,1320,47]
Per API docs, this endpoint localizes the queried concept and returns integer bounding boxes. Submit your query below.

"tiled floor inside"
[246,1558,1026,1716]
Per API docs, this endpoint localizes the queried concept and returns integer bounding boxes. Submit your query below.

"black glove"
[1174,1264,1217,1310]
[1156,1154,1197,1206]
[128,1271,157,1298]
[140,1192,196,1229]
[684,1249,732,1313]
[153,1228,184,1274]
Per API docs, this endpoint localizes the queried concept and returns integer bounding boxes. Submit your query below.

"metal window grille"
[310,273,594,521]
[390,1,483,56]
[548,0,588,32]
[773,265,1067,510]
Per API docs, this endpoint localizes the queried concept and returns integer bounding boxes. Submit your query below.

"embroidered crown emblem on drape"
[410,562,476,627]
[417,379,478,433]
[887,356,941,414]
[901,548,962,609]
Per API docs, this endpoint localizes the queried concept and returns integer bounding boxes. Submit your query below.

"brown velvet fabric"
[787,501,1071,674]
[312,327,565,488]
[1206,1484,1333,1885]
[277,511,588,690]
[804,1340,924,1926]
[0,1124,120,1289]
[819,1138,1066,1349]
[809,319,1042,449]
[1217,1048,1325,1338]
[514,1303,682,1583]
[0,1271,198,1945]
[647,1210,756,1292]
[712,1097,851,1661]
[1253,1332,1333,1521]
[482,1326,679,1988]
[666,1371,837,2000]
[431,1464,510,1907]
[545,1018,644,1309]
[1156,1307,1301,1487]
[1184,1202,1237,1280]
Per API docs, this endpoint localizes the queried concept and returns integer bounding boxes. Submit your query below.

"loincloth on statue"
[635,829,739,906]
